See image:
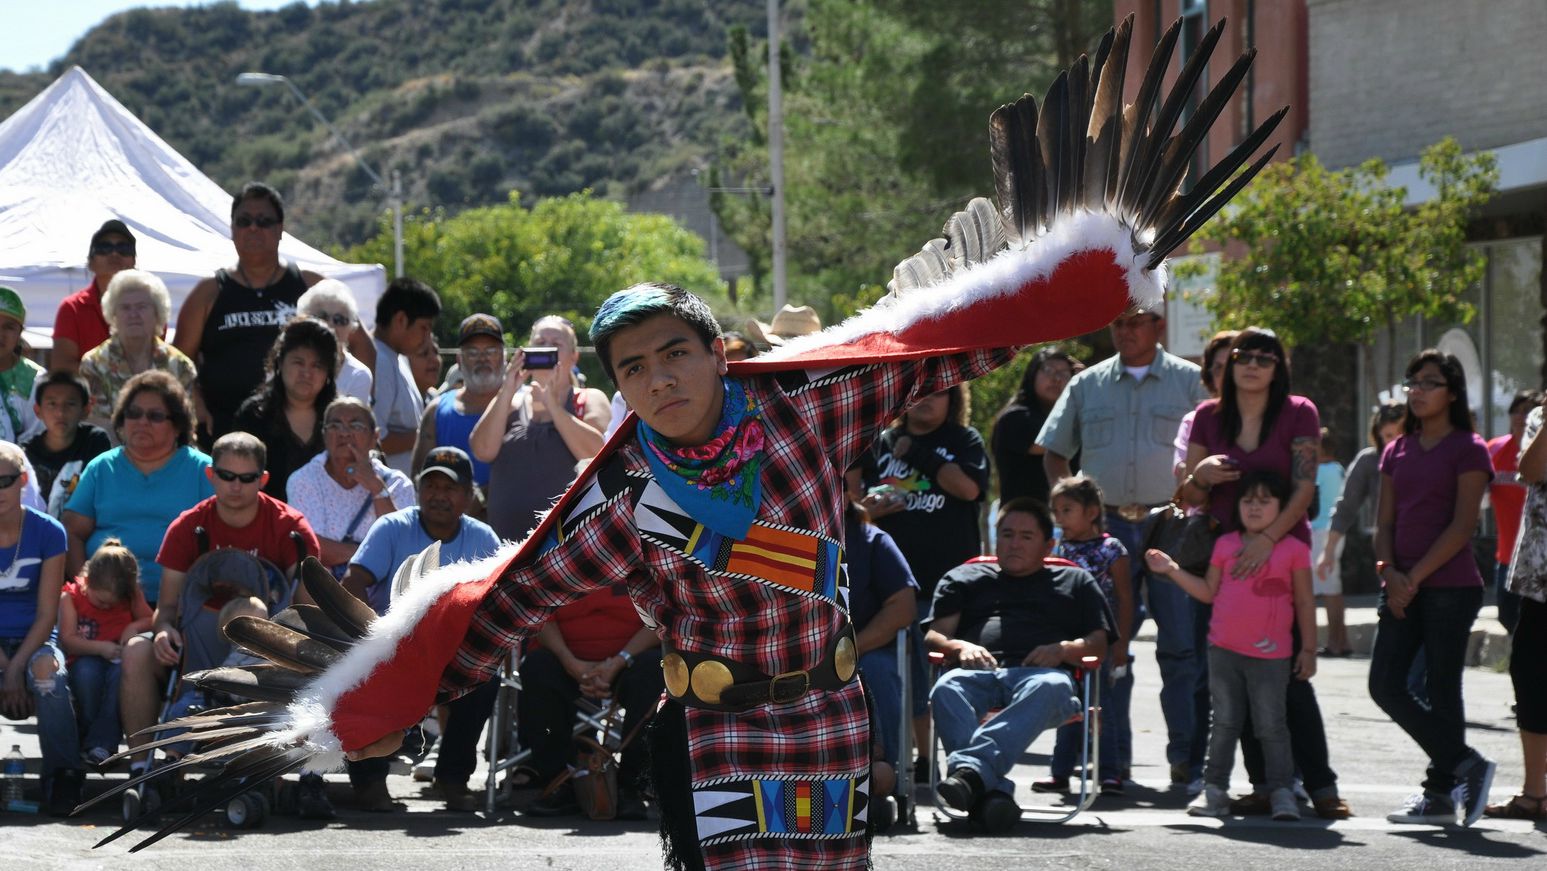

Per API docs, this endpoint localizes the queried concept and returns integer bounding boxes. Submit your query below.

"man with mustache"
[411,314,506,507]
[341,446,500,812]
[469,314,611,544]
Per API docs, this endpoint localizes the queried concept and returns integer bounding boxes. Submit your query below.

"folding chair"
[481,646,621,813]
[926,555,1103,828]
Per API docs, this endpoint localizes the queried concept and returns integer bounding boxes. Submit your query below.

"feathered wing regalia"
[84,14,1283,854]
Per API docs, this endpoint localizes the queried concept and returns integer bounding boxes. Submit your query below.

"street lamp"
[234,72,404,278]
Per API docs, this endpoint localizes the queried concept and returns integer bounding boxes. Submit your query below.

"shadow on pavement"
[1390,828,1547,858]
[1162,821,1363,850]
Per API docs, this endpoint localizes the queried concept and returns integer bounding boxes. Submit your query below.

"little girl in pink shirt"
[1147,469,1316,821]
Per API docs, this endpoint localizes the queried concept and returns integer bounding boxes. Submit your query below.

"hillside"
[0,0,764,249]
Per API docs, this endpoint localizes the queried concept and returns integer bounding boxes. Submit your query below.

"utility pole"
[766,0,788,311]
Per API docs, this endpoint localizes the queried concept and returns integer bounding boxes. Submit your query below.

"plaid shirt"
[444,349,1008,869]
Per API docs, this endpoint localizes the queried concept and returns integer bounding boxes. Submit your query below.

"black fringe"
[646,700,705,871]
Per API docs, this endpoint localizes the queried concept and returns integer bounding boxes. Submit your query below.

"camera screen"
[522,347,559,369]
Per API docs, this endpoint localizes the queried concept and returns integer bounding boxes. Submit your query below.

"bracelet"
[616,650,634,668]
[1184,473,1209,491]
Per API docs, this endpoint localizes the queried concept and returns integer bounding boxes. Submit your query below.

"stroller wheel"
[226,792,268,829]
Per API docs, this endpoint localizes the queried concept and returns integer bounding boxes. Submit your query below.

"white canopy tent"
[0,67,385,347]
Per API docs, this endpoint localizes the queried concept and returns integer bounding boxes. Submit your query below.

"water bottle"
[2,744,24,805]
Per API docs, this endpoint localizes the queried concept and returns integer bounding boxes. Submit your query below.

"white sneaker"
[1387,792,1456,825]
[1188,784,1230,817]
[1270,787,1301,821]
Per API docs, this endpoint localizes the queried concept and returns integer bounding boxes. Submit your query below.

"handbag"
[542,695,655,821]
[1142,486,1221,577]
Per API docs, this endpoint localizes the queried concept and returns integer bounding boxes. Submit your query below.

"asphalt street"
[4,639,1543,870]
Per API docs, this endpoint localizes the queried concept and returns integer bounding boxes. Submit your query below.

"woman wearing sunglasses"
[233,318,338,501]
[173,182,324,442]
[78,270,197,441]
[297,280,374,405]
[1181,326,1351,820]
[286,397,416,581]
[1370,349,1497,827]
[50,220,139,374]
[0,440,86,815]
[60,371,213,608]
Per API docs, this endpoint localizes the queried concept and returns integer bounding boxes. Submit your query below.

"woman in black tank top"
[173,183,322,441]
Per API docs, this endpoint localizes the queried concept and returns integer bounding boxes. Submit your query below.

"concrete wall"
[1309,0,1547,168]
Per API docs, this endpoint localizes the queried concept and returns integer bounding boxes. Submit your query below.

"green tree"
[1181,137,1497,394]
[342,191,730,345]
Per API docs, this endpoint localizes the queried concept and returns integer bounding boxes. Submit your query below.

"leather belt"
[1105,502,1158,523]
[661,625,858,713]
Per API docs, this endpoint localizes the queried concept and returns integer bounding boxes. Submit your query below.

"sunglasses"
[123,406,169,423]
[233,214,280,229]
[1231,350,1279,368]
[1403,378,1448,394]
[91,242,136,257]
[315,312,353,328]
[212,468,263,484]
[322,420,372,434]
[0,472,21,490]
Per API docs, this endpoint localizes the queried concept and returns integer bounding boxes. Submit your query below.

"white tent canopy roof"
[0,66,385,341]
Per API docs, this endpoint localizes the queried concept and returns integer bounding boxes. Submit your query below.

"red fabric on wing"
[329,571,501,751]
[731,249,1129,372]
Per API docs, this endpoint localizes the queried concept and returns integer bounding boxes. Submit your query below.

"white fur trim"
[276,542,524,761]
[762,210,1163,362]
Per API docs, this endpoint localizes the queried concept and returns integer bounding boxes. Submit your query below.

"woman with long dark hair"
[234,317,338,500]
[1370,349,1496,826]
[1181,327,1350,819]
[992,346,1081,505]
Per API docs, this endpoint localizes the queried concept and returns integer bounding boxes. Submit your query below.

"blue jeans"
[860,647,904,767]
[1368,585,1484,795]
[1050,661,1119,781]
[1,638,80,777]
[931,666,1079,796]
[69,655,123,755]
[1108,511,1208,777]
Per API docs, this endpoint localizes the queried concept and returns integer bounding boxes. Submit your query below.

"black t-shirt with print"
[865,422,989,601]
[924,561,1115,666]
[20,423,112,516]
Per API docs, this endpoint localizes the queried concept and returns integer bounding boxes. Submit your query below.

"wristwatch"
[616,649,635,668]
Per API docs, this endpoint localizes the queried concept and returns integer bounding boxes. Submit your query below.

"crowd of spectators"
[1,182,1539,833]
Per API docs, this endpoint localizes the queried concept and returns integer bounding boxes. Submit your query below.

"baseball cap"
[458,313,504,346]
[418,446,474,485]
[89,219,137,253]
[0,287,23,326]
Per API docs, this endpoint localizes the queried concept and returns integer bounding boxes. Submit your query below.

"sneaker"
[297,773,337,820]
[1386,792,1455,825]
[1099,777,1126,796]
[1292,778,1311,803]
[435,779,480,813]
[1185,777,1205,797]
[1031,775,1070,794]
[84,747,112,767]
[46,768,85,817]
[352,778,395,813]
[1269,787,1301,821]
[1187,784,1231,817]
[1452,756,1496,827]
[527,782,580,817]
[936,767,986,813]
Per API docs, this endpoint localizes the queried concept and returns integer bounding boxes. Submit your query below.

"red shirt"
[53,282,112,358]
[156,492,320,574]
[63,578,151,662]
[1489,434,1526,564]
[539,585,644,661]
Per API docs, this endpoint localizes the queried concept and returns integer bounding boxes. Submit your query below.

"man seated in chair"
[923,497,1114,829]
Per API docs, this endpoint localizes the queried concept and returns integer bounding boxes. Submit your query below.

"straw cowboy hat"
[746,304,822,347]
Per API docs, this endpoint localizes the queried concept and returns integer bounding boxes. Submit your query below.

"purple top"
[1379,429,1494,588]
[1189,394,1320,544]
